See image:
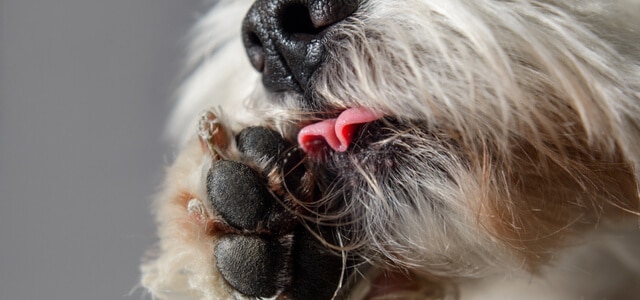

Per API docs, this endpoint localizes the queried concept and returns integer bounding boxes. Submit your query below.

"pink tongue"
[298,107,382,153]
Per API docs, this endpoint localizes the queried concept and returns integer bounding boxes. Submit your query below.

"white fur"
[144,0,640,299]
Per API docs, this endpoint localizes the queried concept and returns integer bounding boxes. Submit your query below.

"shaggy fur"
[142,0,640,299]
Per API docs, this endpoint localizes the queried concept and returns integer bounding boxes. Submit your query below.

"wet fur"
[143,0,640,299]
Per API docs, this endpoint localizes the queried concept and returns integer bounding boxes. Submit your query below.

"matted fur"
[142,0,640,299]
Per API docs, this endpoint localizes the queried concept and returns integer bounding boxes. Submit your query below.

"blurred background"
[0,0,205,299]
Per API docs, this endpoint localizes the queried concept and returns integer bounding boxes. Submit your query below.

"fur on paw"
[141,115,348,300]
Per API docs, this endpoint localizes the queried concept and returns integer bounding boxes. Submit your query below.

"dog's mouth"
[297,107,385,155]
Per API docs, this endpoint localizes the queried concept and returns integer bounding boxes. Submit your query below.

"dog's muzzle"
[242,0,358,93]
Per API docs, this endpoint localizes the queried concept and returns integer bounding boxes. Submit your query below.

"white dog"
[141,0,640,299]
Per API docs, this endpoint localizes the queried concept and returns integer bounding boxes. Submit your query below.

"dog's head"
[198,0,640,270]
[145,0,640,298]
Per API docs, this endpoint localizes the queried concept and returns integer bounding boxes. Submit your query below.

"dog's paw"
[208,126,344,299]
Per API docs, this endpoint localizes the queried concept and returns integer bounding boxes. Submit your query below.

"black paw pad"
[207,160,282,230]
[288,227,344,300]
[237,127,306,193]
[214,235,288,297]
[237,126,288,170]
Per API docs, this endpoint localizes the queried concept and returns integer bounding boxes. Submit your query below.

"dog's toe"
[288,226,345,300]
[215,235,288,297]
[237,126,307,192]
[207,160,284,230]
[236,126,288,170]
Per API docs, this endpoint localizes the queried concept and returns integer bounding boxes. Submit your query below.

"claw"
[187,198,208,222]
[197,109,230,160]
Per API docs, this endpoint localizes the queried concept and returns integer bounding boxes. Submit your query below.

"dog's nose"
[242,0,358,93]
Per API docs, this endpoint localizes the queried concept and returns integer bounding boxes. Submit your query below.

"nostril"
[280,4,324,39]
[242,0,359,92]
[244,31,266,72]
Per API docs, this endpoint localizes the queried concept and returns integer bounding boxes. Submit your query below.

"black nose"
[242,0,358,93]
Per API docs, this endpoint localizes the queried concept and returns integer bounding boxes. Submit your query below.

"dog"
[141,0,640,299]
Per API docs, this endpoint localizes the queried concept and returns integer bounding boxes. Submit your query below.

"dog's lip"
[297,107,384,153]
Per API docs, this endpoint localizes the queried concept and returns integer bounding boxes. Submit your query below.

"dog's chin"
[285,103,474,263]
[275,84,640,279]
[290,115,465,298]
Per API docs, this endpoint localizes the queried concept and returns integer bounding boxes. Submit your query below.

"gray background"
[0,0,205,299]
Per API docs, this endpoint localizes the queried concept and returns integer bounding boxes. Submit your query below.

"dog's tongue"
[298,107,382,153]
